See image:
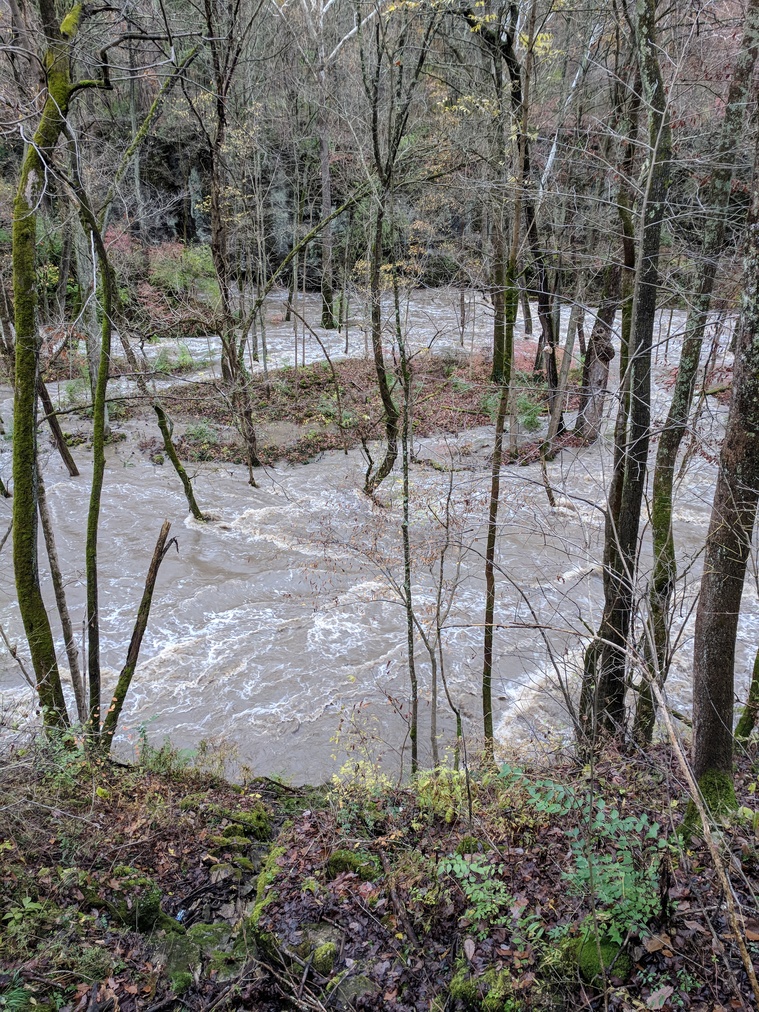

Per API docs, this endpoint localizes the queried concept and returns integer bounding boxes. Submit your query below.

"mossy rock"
[187,922,232,952]
[293,923,341,972]
[313,941,338,975]
[179,791,210,811]
[326,849,379,881]
[161,922,246,982]
[207,802,271,841]
[209,834,251,852]
[565,933,632,984]
[226,803,271,841]
[110,865,163,931]
[456,835,490,856]
[449,966,480,1008]
[481,969,512,1011]
[68,945,113,983]
[232,856,257,873]
[248,845,286,930]
[170,971,194,996]
[156,933,202,977]
[325,972,378,1010]
[449,966,513,1010]
[208,947,248,982]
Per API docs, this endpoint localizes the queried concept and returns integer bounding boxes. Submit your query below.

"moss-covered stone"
[187,922,231,952]
[227,803,271,841]
[208,802,271,841]
[179,791,210,811]
[209,834,251,852]
[71,945,113,983]
[566,932,632,984]
[449,966,480,1008]
[482,969,512,1011]
[170,971,194,996]
[249,845,286,929]
[325,973,378,1010]
[448,966,512,1010]
[232,856,257,873]
[156,933,201,977]
[313,941,338,975]
[326,849,379,881]
[110,865,163,931]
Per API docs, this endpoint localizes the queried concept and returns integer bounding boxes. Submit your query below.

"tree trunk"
[395,272,418,773]
[101,521,174,750]
[636,0,759,742]
[364,202,399,494]
[37,463,85,721]
[580,0,671,739]
[574,263,618,443]
[12,2,85,730]
[692,136,759,797]
[319,63,336,329]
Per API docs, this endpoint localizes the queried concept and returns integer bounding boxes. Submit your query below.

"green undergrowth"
[2,734,759,1011]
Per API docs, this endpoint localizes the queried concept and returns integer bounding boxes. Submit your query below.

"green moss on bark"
[11,36,76,727]
[684,769,737,834]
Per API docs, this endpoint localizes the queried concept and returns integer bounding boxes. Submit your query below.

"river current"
[0,289,753,782]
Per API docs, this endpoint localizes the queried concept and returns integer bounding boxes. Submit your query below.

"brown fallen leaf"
[463,937,476,962]
[647,983,674,1008]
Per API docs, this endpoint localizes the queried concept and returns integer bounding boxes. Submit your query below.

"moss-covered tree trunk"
[735,647,759,744]
[692,130,759,799]
[580,0,670,739]
[11,1,84,729]
[635,0,759,743]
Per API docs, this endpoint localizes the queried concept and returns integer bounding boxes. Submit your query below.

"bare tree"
[691,130,759,808]
[636,0,759,741]
[579,0,672,740]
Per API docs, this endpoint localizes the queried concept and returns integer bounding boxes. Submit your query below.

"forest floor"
[40,338,574,468]
[2,733,759,1012]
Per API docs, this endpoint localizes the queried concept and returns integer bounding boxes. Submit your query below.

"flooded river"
[0,289,754,782]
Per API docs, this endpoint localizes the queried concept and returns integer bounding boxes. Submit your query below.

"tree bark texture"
[637,0,759,741]
[692,147,759,785]
[580,0,671,738]
[12,2,83,728]
[101,521,174,750]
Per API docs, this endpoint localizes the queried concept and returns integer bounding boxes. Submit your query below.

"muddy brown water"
[0,291,753,782]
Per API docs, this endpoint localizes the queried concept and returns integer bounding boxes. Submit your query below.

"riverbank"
[2,732,759,1011]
